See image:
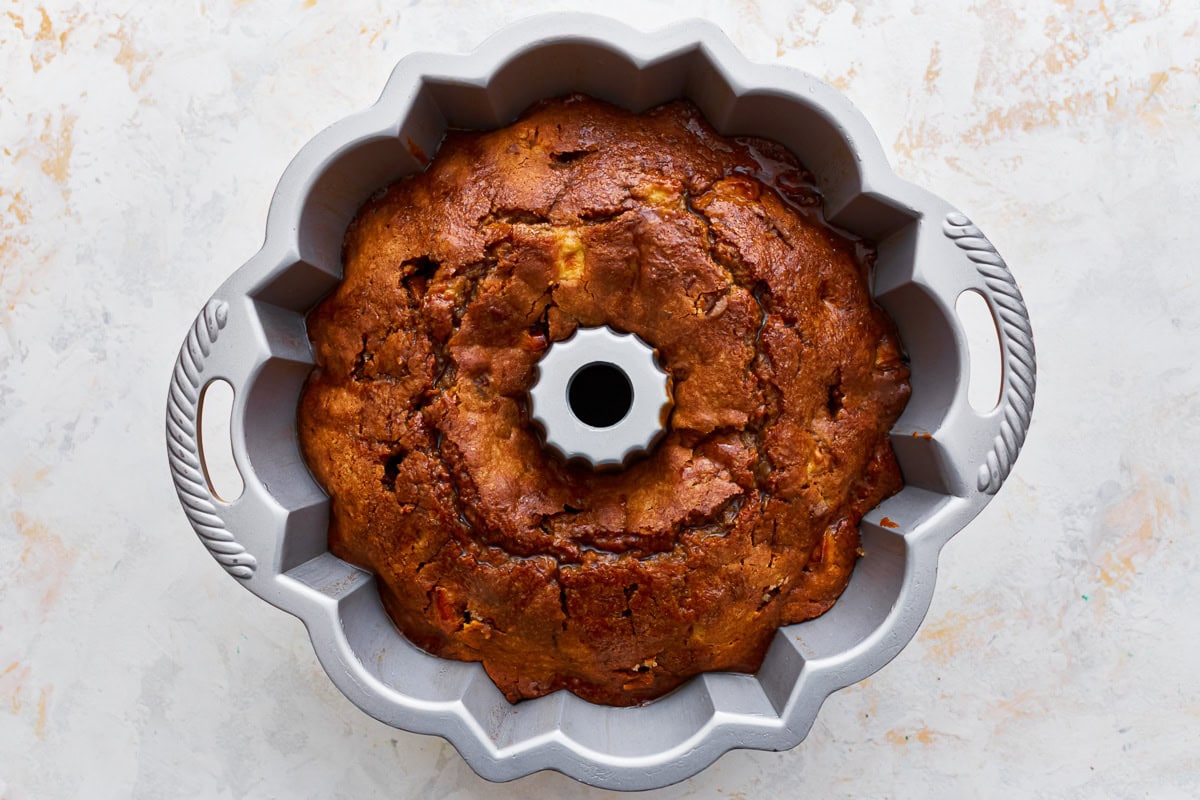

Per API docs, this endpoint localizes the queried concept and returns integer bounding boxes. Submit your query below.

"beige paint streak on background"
[923,43,941,90]
[989,688,1046,723]
[916,602,1002,665]
[1042,15,1090,75]
[893,118,945,163]
[892,1,1195,163]
[37,113,77,193]
[110,21,153,92]
[826,63,858,91]
[885,726,944,747]
[1136,69,1179,129]
[1092,472,1181,594]
[1,663,31,714]
[962,90,1097,145]
[0,664,55,741]
[0,188,34,319]
[35,686,53,739]
[27,5,88,73]
[959,67,1182,147]
[13,512,78,613]
[359,19,393,48]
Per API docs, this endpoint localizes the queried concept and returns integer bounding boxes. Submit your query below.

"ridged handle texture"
[166,299,258,579]
[942,212,1037,494]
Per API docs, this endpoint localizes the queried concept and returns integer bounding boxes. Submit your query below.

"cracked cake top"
[298,94,910,706]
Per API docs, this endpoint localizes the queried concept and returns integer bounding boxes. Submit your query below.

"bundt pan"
[166,14,1035,791]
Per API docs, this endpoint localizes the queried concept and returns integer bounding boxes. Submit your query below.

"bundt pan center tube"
[529,325,673,469]
[165,14,1035,791]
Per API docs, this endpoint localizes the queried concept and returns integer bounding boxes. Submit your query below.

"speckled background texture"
[1,1,1198,798]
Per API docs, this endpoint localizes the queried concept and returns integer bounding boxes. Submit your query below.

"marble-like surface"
[2,1,1198,797]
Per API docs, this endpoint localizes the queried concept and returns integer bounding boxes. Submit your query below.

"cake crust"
[298,95,910,706]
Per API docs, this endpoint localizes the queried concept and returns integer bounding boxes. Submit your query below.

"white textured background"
[2,1,1198,798]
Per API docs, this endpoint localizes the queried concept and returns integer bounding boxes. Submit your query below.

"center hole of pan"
[567,362,633,428]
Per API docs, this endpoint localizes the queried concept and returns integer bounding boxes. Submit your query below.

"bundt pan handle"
[937,210,1037,497]
[166,295,275,585]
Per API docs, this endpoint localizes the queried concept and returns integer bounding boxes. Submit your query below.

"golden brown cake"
[298,95,910,706]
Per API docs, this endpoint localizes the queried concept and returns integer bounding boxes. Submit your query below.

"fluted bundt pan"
[166,14,1035,791]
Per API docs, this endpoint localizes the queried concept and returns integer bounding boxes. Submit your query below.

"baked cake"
[298,95,910,706]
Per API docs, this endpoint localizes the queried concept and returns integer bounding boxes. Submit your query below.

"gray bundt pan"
[166,14,1035,791]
